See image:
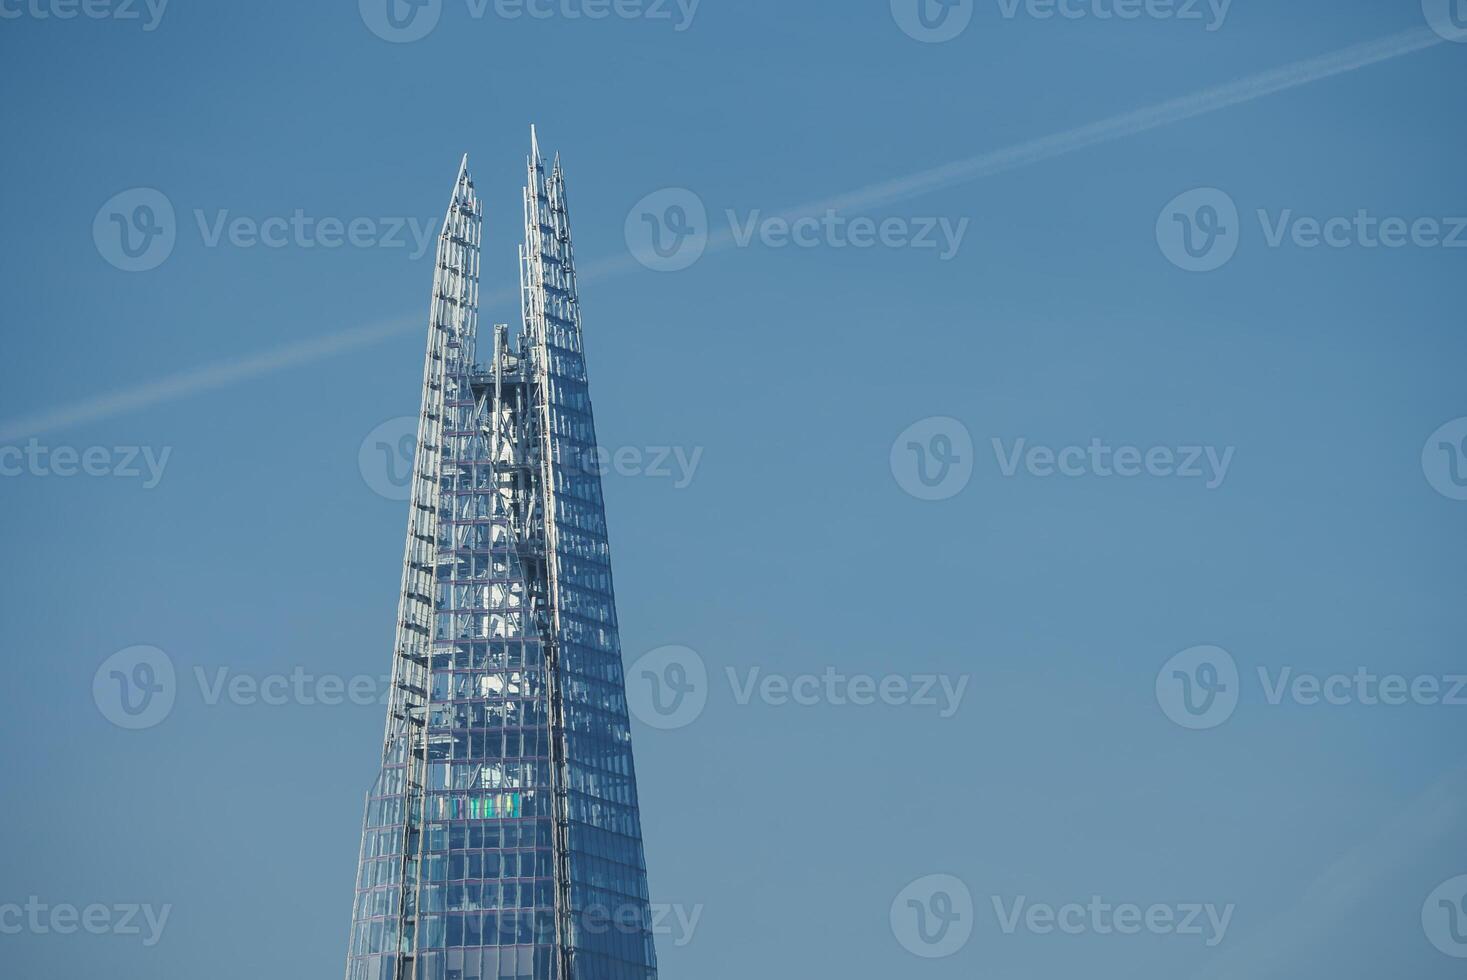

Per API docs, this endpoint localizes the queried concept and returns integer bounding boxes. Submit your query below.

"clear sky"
[0,2,1464,978]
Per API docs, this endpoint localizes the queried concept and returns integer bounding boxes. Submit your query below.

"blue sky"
[1,2,1465,978]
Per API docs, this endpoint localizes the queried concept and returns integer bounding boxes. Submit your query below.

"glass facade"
[522,146,657,980]
[344,140,657,980]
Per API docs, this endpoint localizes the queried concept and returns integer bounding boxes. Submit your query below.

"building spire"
[440,155,478,238]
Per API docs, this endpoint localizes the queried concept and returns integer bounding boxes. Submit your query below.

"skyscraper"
[344,131,659,980]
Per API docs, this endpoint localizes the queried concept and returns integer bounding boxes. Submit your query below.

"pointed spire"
[529,124,542,166]
[453,153,473,195]
[441,153,479,237]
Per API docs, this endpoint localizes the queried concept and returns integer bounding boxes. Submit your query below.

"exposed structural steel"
[345,132,659,980]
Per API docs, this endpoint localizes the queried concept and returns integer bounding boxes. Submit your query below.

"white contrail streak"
[0,27,1444,442]
[732,26,1446,230]
[1186,767,1467,980]
[0,312,420,442]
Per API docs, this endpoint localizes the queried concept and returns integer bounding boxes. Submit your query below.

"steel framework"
[344,132,659,980]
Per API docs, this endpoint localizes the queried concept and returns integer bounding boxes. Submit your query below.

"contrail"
[0,313,420,443]
[0,26,1445,442]
[734,26,1445,229]
[1186,767,1467,980]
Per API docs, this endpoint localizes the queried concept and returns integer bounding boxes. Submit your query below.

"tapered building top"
[344,136,658,980]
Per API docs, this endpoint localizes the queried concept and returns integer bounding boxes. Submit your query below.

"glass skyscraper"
[344,131,659,980]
